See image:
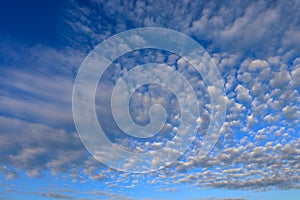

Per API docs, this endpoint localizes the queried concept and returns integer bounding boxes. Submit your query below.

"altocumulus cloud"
[0,0,299,199]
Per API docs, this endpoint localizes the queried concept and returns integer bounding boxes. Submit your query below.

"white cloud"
[235,84,252,104]
[270,66,291,89]
[1,0,300,195]
[248,59,269,72]
[0,117,87,177]
[291,66,300,88]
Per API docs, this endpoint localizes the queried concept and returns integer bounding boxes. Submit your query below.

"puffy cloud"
[291,67,300,88]
[270,67,291,89]
[173,137,300,190]
[62,0,300,56]
[235,84,252,105]
[282,105,299,121]
[248,59,269,72]
[0,117,87,176]
[1,0,300,198]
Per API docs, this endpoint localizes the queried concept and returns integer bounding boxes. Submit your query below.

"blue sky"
[0,0,300,199]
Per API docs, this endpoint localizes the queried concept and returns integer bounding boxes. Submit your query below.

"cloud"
[0,42,84,131]
[270,67,291,89]
[291,66,300,88]
[0,0,300,199]
[173,131,300,189]
[235,84,252,105]
[0,116,87,176]
[36,192,74,199]
[0,166,18,179]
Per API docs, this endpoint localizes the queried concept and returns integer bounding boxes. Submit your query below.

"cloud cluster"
[0,0,299,199]
[64,0,300,55]
[0,117,85,176]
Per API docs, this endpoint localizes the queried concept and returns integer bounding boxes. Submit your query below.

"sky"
[0,0,300,199]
